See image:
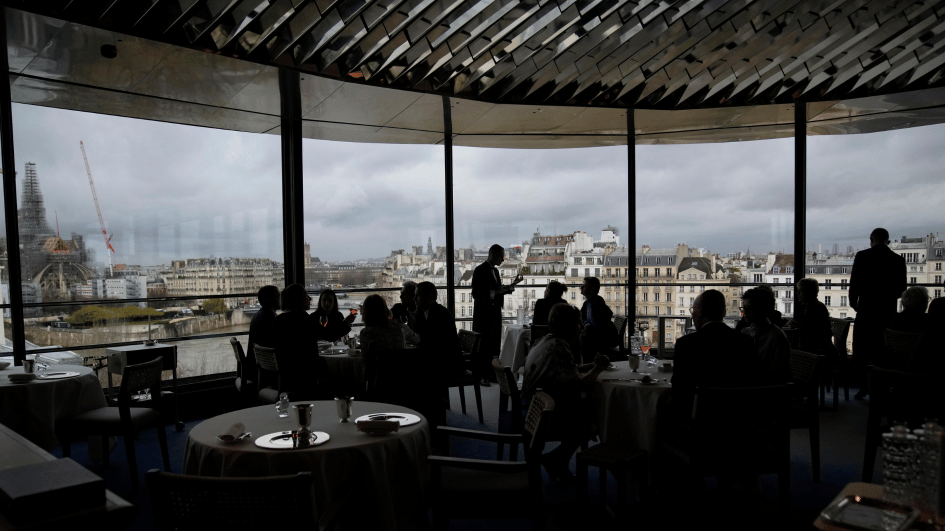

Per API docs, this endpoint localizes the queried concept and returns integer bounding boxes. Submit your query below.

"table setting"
[591,358,673,457]
[182,399,430,530]
[499,324,532,374]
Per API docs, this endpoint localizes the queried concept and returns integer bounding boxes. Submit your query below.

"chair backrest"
[458,329,480,356]
[788,349,824,387]
[693,384,791,433]
[529,325,550,346]
[118,357,165,397]
[829,318,852,355]
[254,344,279,372]
[866,365,942,425]
[521,391,555,460]
[230,337,246,366]
[492,358,520,402]
[883,328,921,359]
[613,315,629,348]
[146,470,317,530]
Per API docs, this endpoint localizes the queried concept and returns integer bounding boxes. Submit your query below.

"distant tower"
[832,243,839,255]
[427,237,433,255]
[18,162,54,241]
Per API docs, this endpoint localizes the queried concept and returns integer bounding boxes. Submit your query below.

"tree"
[67,305,163,326]
[203,299,227,314]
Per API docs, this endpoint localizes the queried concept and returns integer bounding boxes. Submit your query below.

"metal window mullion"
[280,69,304,286]
[443,96,455,315]
[628,109,635,340]
[794,101,806,305]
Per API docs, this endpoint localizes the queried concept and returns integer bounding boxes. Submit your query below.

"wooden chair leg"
[473,381,483,424]
[458,386,467,414]
[157,425,171,471]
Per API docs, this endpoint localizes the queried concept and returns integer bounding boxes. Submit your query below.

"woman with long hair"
[359,294,420,392]
[311,289,355,341]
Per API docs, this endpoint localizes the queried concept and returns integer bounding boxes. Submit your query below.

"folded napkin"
[217,422,245,442]
[355,420,400,433]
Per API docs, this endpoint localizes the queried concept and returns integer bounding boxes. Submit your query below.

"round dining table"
[182,400,430,531]
[591,360,673,455]
[0,364,106,450]
[499,324,531,374]
[321,344,365,388]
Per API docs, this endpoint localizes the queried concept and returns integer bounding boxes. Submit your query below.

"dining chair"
[493,358,526,460]
[823,317,853,409]
[529,325,550,346]
[58,357,170,493]
[861,365,942,482]
[659,383,792,517]
[883,328,921,368]
[373,348,444,431]
[576,442,648,513]
[253,344,281,405]
[788,349,824,482]
[427,391,555,531]
[607,315,629,361]
[229,337,255,405]
[146,470,318,530]
[445,329,483,423]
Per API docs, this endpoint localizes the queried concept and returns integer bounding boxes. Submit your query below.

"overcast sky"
[8,103,945,266]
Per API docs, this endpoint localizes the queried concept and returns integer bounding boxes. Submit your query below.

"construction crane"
[79,141,115,275]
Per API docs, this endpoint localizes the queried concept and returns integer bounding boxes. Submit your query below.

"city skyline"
[9,104,945,264]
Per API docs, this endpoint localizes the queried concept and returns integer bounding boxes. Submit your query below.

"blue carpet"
[50,384,876,530]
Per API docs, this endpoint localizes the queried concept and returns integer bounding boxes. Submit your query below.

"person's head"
[692,289,726,329]
[580,277,601,297]
[900,286,930,312]
[870,228,890,247]
[400,281,418,309]
[548,303,581,343]
[361,294,391,327]
[415,281,437,311]
[281,284,311,312]
[741,287,775,325]
[545,280,567,299]
[257,285,281,310]
[488,244,505,266]
[796,278,819,303]
[317,289,338,312]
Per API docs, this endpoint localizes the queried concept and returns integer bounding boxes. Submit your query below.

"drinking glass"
[640,346,651,374]
[335,397,354,422]
[22,359,35,374]
[628,354,640,372]
[276,393,290,418]
[320,315,328,327]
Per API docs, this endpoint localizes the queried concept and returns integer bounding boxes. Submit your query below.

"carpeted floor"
[50,382,879,530]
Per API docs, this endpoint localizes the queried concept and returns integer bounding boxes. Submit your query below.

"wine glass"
[320,315,328,328]
[640,345,651,374]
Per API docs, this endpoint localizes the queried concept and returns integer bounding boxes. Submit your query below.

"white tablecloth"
[499,325,531,373]
[182,400,430,531]
[322,350,364,388]
[590,360,672,454]
[0,364,106,449]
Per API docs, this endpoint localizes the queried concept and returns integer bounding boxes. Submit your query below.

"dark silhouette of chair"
[530,325,550,346]
[861,365,943,482]
[788,349,824,482]
[230,337,255,405]
[659,384,792,517]
[493,358,525,460]
[445,330,483,423]
[883,328,921,367]
[427,391,555,531]
[253,344,281,405]
[823,317,852,409]
[58,357,170,493]
[373,348,443,431]
[146,470,318,530]
[607,315,630,361]
[576,442,648,513]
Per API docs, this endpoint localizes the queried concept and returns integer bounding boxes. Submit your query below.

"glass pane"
[9,104,283,377]
[302,140,445,313]
[454,146,630,354]
[636,138,795,354]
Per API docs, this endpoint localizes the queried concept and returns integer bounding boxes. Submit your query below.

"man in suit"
[472,244,523,386]
[579,277,618,363]
[849,227,907,398]
[390,281,418,329]
[532,280,568,326]
[413,281,464,379]
[671,289,757,423]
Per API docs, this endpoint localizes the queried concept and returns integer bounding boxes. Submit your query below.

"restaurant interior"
[1,1,944,529]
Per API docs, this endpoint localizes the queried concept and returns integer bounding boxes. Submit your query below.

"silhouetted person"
[850,228,907,398]
[413,281,464,380]
[672,290,757,423]
[472,244,523,386]
[359,294,420,393]
[311,289,355,342]
[788,278,835,359]
[272,284,326,398]
[390,281,418,329]
[532,280,568,326]
[522,304,608,483]
[246,285,280,380]
[734,285,784,332]
[928,279,945,321]
[890,286,931,333]
[580,277,618,363]
[741,287,791,383]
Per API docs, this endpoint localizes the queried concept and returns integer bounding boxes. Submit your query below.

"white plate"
[37,371,80,380]
[354,413,421,427]
[254,431,330,450]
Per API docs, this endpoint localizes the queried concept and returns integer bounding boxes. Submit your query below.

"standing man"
[580,277,619,363]
[472,244,523,387]
[849,228,907,399]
